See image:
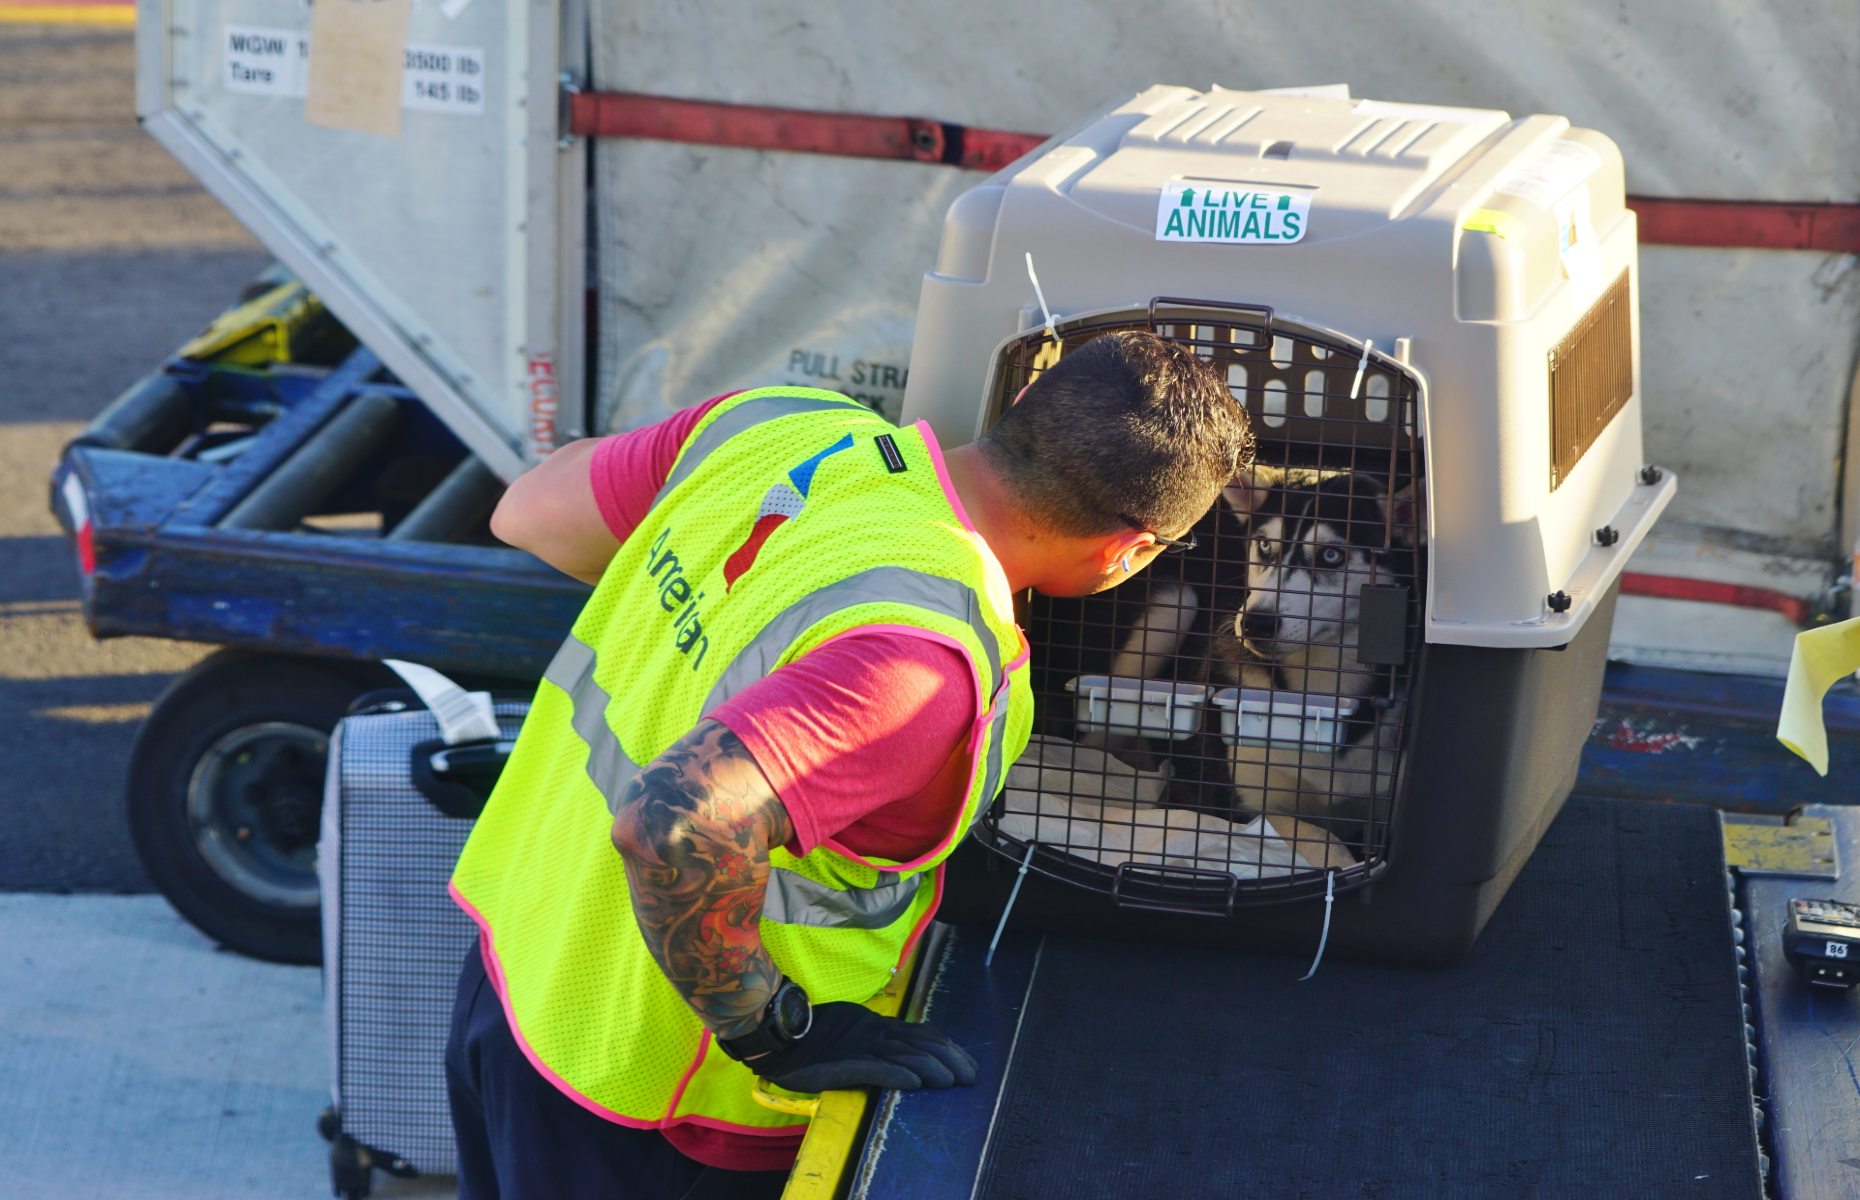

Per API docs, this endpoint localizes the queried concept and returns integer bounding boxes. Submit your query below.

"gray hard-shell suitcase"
[317,673,528,1199]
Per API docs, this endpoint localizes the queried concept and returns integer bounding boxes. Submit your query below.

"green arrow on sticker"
[1180,187,1196,207]
[1277,193,1290,210]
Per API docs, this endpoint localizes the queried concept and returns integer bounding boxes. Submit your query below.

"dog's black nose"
[1241,611,1278,643]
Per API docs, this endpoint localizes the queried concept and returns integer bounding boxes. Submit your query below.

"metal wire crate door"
[981,300,1426,910]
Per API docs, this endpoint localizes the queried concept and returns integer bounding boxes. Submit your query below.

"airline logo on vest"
[721,432,855,590]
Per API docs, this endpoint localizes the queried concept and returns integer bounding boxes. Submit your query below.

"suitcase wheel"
[322,1108,419,1199]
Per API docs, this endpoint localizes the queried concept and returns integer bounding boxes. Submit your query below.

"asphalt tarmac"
[0,37,456,1198]
[0,24,270,890]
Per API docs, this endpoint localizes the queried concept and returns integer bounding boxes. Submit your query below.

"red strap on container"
[568,91,1860,253]
[566,91,1044,174]
[1628,198,1860,254]
[1619,572,1815,624]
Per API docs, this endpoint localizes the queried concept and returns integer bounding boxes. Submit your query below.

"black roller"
[387,456,503,543]
[70,373,197,455]
[220,393,403,531]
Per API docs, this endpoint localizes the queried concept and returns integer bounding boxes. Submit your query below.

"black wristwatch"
[715,978,813,1063]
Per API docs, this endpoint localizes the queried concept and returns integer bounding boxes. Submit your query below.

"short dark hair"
[979,330,1254,538]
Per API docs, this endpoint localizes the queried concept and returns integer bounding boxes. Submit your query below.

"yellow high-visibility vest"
[451,388,1031,1139]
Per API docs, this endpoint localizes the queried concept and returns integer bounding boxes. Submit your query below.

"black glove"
[751,1001,978,1093]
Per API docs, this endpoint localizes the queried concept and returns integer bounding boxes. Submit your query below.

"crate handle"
[1146,296,1275,343]
[1110,860,1240,918]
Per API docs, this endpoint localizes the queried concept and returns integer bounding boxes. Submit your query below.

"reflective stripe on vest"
[546,562,1011,819]
[653,393,871,509]
[539,558,1020,927]
[763,868,919,929]
[544,636,642,804]
[701,566,1002,713]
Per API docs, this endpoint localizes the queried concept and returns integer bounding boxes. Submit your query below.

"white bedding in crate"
[999,735,1354,878]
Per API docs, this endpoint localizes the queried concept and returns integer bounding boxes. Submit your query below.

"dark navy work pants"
[445,943,790,1200]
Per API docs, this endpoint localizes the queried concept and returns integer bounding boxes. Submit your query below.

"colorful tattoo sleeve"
[610,720,794,1040]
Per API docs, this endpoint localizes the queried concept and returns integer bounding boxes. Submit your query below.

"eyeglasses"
[1121,514,1198,555]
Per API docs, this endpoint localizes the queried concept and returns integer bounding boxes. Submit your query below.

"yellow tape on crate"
[1462,208,1527,241]
[1776,617,1860,776]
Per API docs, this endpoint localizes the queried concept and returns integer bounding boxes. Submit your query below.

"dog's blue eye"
[1318,546,1346,568]
[1254,536,1277,562]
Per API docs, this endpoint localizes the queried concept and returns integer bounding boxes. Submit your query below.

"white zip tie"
[1298,869,1338,982]
[1025,252,1058,343]
[1349,338,1375,401]
[985,841,1038,967]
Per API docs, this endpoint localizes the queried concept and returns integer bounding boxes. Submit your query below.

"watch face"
[774,983,812,1039]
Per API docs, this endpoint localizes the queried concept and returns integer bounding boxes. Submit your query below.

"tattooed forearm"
[610,720,795,1040]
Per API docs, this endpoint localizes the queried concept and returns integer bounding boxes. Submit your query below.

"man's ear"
[1380,480,1427,547]
[1096,526,1154,570]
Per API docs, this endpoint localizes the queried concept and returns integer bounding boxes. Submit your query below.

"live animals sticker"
[1156,183,1311,244]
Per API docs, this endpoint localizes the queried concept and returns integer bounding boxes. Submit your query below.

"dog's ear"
[1221,463,1277,517]
[1379,480,1427,547]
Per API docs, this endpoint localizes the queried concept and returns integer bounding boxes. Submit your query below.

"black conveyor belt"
[928,799,1765,1199]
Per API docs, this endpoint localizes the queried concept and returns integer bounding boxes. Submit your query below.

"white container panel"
[135,0,573,479]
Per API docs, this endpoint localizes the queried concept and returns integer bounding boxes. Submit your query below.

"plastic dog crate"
[901,85,1675,965]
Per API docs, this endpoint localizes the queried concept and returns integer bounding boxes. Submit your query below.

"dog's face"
[1229,472,1421,663]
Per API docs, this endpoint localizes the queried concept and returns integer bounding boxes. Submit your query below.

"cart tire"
[127,649,388,964]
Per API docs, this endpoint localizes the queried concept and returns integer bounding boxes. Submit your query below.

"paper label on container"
[1263,83,1352,100]
[1556,186,1602,284]
[222,23,484,117]
[1156,183,1311,244]
[402,44,486,114]
[223,25,310,97]
[304,0,411,137]
[1495,139,1602,210]
[1353,98,1495,126]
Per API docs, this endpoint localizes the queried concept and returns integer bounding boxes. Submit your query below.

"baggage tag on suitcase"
[319,661,529,1189]
[386,659,517,820]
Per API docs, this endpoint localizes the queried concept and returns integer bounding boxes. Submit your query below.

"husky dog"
[1208,468,1424,838]
[1023,465,1420,863]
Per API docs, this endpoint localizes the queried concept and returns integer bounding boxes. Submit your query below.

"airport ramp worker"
[445,330,1255,1199]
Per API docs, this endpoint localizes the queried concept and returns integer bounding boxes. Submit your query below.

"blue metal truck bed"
[54,345,585,682]
[850,800,1860,1199]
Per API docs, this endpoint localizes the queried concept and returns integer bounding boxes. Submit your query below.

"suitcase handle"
[410,737,515,820]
